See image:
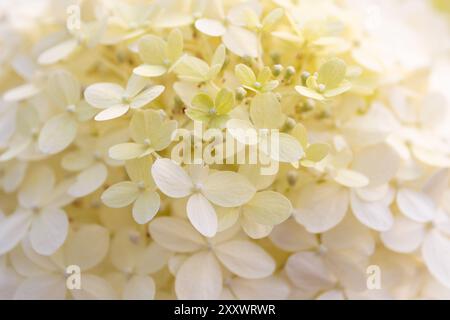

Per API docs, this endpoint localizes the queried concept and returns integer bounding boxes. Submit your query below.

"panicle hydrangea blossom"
[0,0,450,300]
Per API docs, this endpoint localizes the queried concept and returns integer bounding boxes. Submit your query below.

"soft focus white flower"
[0,0,450,301]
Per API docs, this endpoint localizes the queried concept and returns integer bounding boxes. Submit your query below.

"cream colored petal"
[238,164,276,190]
[350,191,393,232]
[250,92,284,129]
[202,171,256,207]
[243,191,292,226]
[294,182,348,233]
[101,182,140,208]
[333,169,369,188]
[151,158,193,198]
[3,83,40,102]
[38,113,77,155]
[71,274,117,300]
[351,143,400,187]
[187,193,218,238]
[123,275,155,300]
[19,165,55,209]
[286,252,335,292]
[148,217,205,252]
[229,276,290,300]
[109,143,148,161]
[380,216,425,253]
[175,251,222,300]
[222,26,259,58]
[240,216,273,239]
[132,190,160,224]
[173,55,210,82]
[294,85,324,101]
[68,163,108,197]
[214,240,275,279]
[65,224,110,271]
[14,275,66,299]
[94,105,129,121]
[0,210,33,255]
[84,83,124,109]
[130,85,165,109]
[322,215,375,256]
[135,242,171,275]
[270,219,318,252]
[217,207,240,232]
[133,64,167,77]
[38,39,78,65]
[30,208,68,256]
[422,231,450,289]
[397,188,435,223]
[195,19,226,37]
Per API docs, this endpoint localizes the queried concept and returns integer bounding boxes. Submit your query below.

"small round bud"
[66,104,76,113]
[253,81,262,89]
[313,72,319,78]
[236,87,247,100]
[287,170,298,186]
[270,52,281,64]
[301,71,310,82]
[285,66,296,76]
[318,84,326,92]
[285,117,296,130]
[272,64,283,76]
[137,181,146,190]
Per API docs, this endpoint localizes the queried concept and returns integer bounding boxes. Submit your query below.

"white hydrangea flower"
[151,159,256,237]
[107,227,170,300]
[108,109,177,161]
[10,224,114,299]
[149,217,275,299]
[0,165,73,256]
[101,157,161,224]
[84,74,165,121]
[1,0,450,301]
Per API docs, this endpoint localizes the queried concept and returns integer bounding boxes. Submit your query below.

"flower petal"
[202,171,256,207]
[123,275,155,300]
[350,191,393,232]
[148,217,205,252]
[293,182,348,233]
[397,188,435,223]
[0,210,32,255]
[151,158,193,198]
[38,113,77,154]
[65,224,110,271]
[214,240,275,279]
[84,83,124,109]
[132,190,160,224]
[195,19,226,37]
[175,251,222,299]
[30,208,69,256]
[187,193,218,238]
[422,231,450,289]
[68,163,108,197]
[109,143,148,161]
[101,182,140,208]
[243,191,292,226]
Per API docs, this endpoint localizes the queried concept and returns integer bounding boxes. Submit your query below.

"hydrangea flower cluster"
[1,0,450,300]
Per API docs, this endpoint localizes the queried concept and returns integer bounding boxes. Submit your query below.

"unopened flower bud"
[272,64,283,76]
[285,66,296,78]
[236,87,247,100]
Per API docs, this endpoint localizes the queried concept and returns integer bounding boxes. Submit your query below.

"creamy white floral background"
[0,0,450,300]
